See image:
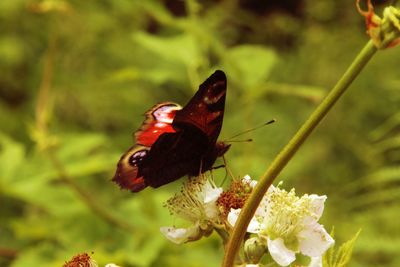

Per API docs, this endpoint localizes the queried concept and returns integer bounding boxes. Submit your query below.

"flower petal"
[204,201,220,220]
[160,225,200,244]
[267,237,296,266]
[243,175,257,188]
[308,194,327,219]
[203,183,223,204]
[298,222,334,257]
[227,208,240,226]
[227,208,262,233]
[266,184,276,194]
[308,256,322,267]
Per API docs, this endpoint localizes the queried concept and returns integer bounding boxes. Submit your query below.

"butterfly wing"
[135,102,182,147]
[113,70,228,192]
[173,70,227,144]
[113,102,181,192]
[112,145,149,192]
[141,70,228,188]
[140,126,209,188]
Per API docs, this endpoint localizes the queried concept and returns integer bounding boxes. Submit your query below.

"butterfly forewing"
[173,70,227,144]
[135,102,182,147]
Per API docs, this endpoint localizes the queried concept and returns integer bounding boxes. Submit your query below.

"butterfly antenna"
[226,119,276,141]
[226,138,253,143]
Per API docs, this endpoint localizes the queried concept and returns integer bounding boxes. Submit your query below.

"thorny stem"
[222,40,377,267]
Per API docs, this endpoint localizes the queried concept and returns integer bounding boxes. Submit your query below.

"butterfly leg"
[218,155,236,186]
[198,158,204,177]
[212,165,225,170]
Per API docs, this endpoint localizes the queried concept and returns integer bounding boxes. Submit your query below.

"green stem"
[222,40,377,267]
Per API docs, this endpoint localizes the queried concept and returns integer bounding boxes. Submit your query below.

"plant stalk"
[222,40,377,267]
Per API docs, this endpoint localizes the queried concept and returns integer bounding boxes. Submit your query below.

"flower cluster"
[160,175,334,266]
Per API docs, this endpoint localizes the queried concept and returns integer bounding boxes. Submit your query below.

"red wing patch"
[134,102,182,147]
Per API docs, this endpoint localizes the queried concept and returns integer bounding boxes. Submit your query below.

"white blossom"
[160,174,223,244]
[308,256,323,267]
[227,177,334,266]
[227,176,268,233]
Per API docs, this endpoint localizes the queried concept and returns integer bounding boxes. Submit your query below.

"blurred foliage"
[0,0,399,266]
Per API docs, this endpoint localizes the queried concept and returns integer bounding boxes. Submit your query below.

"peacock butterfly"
[112,70,230,192]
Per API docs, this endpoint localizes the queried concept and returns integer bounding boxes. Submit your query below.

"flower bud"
[244,236,267,264]
[357,0,400,49]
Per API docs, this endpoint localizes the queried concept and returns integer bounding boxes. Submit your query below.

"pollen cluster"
[263,187,319,250]
[63,253,97,267]
[217,178,253,217]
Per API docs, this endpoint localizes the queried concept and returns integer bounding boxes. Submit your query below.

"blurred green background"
[1,0,399,266]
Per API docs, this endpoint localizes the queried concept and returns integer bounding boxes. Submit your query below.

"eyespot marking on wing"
[113,146,149,192]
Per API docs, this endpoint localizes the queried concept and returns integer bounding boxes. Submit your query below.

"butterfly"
[112,70,230,192]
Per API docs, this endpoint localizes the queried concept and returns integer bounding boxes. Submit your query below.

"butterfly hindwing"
[112,145,149,192]
[113,102,181,192]
[140,126,209,188]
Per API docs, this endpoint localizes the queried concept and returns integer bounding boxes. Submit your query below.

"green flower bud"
[244,236,267,264]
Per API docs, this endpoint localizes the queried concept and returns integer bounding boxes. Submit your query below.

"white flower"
[308,256,322,267]
[160,174,223,244]
[105,264,121,267]
[243,174,258,188]
[262,186,334,266]
[227,176,268,233]
[228,178,334,267]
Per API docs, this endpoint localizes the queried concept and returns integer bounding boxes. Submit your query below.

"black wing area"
[139,126,209,188]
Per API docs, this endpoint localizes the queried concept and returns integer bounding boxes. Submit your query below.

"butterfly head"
[215,141,231,157]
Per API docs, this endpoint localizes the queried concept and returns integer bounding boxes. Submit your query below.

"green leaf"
[0,134,25,183]
[364,167,400,186]
[133,32,200,67]
[57,134,108,160]
[323,229,361,267]
[10,242,60,267]
[369,113,400,141]
[223,45,277,91]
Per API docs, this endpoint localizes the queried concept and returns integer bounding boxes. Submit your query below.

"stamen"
[165,174,221,223]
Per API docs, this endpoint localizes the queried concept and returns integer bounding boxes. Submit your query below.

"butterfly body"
[113,70,229,192]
